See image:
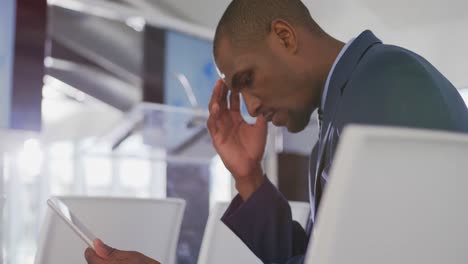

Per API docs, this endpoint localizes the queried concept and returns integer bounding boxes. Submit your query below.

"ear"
[269,19,298,54]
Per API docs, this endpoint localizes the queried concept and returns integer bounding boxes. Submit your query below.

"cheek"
[250,76,273,102]
[255,71,291,105]
[272,111,289,126]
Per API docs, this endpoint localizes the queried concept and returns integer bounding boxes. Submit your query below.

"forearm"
[222,178,309,263]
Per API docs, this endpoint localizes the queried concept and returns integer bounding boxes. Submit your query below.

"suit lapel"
[313,30,383,217]
[320,30,383,140]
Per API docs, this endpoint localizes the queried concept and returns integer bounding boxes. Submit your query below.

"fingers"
[209,80,233,118]
[229,91,241,112]
[208,80,226,116]
[208,80,220,115]
[94,239,115,259]
[85,247,104,264]
[218,82,229,111]
[255,114,268,129]
[206,115,218,136]
[207,80,228,140]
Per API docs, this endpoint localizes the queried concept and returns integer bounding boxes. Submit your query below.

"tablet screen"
[48,198,97,247]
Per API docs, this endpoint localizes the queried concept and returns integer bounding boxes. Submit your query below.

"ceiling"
[153,0,468,34]
[152,0,468,88]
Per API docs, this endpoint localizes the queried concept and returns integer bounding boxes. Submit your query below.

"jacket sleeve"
[221,177,308,263]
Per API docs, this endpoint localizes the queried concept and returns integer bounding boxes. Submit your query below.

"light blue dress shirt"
[310,38,356,223]
[320,38,356,112]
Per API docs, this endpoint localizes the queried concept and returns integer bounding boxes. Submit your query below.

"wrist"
[234,165,265,201]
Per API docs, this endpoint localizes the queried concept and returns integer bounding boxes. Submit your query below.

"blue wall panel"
[164,31,218,110]
[0,0,16,128]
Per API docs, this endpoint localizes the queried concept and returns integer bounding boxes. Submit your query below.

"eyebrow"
[230,69,249,92]
[231,72,242,92]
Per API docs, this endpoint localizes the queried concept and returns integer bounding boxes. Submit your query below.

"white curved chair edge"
[342,125,468,144]
[54,195,186,206]
[34,196,186,264]
[162,198,186,264]
[304,125,468,263]
[197,202,226,264]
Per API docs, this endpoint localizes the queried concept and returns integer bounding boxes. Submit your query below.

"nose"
[241,92,261,117]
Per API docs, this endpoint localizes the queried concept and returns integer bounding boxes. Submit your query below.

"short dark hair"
[214,0,322,57]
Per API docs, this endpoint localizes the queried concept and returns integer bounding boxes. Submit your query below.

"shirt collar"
[320,38,356,111]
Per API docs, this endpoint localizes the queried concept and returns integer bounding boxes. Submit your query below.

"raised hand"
[207,80,268,200]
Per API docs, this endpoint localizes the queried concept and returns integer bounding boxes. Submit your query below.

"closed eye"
[242,72,254,88]
[231,69,254,92]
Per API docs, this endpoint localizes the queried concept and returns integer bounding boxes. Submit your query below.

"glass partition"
[0,102,238,263]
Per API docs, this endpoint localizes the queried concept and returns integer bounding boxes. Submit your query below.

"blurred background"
[0,0,467,263]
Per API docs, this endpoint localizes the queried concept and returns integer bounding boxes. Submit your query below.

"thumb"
[254,115,268,131]
[94,239,115,259]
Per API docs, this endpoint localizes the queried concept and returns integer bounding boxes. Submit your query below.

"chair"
[305,125,468,264]
[198,200,310,264]
[290,201,311,228]
[35,197,185,264]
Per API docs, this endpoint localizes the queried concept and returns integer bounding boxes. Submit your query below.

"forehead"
[214,38,261,85]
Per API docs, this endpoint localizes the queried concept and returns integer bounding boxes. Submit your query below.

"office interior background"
[0,0,467,263]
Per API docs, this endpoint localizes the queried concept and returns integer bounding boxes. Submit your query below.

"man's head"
[213,0,334,133]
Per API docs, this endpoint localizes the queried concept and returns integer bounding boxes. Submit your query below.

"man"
[85,0,468,263]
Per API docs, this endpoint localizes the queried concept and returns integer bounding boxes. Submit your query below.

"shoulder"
[337,44,468,132]
[356,44,431,79]
[347,43,445,98]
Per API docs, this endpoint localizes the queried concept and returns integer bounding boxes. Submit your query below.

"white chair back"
[35,197,185,264]
[198,200,310,264]
[306,125,468,264]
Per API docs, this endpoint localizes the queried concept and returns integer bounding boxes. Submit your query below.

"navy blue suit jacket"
[221,30,468,264]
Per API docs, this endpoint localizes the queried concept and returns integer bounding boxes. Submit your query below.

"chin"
[286,112,311,133]
[286,121,308,133]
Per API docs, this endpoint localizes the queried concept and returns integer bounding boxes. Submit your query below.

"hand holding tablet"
[47,197,161,264]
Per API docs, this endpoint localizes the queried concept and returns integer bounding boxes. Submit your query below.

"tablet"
[47,197,97,249]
